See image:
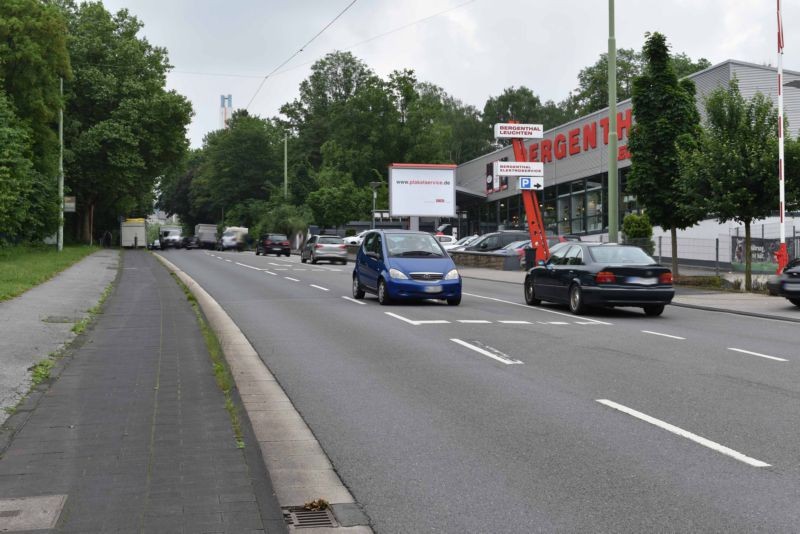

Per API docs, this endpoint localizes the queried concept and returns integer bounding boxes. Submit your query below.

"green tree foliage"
[0,90,58,243]
[622,212,654,255]
[61,1,192,242]
[566,47,710,117]
[306,178,370,230]
[0,0,71,178]
[627,32,702,276]
[251,199,313,239]
[680,79,789,289]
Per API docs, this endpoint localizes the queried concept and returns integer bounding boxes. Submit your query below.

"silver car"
[301,235,348,265]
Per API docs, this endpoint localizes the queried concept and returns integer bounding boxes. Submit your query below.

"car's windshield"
[222,231,234,237]
[589,246,655,264]
[269,234,287,241]
[318,236,342,245]
[385,233,444,257]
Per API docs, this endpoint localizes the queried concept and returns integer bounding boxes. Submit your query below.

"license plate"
[424,285,442,293]
[783,284,800,292]
[627,276,657,285]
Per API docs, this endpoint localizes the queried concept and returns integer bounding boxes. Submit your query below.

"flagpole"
[776,0,788,273]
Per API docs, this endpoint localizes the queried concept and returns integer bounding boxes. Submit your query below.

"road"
[159,249,800,533]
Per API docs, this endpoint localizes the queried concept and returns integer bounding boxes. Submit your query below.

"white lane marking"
[463,292,612,325]
[342,296,366,305]
[596,399,770,468]
[546,321,569,325]
[236,262,263,271]
[310,284,329,291]
[285,277,300,282]
[450,338,523,365]
[274,268,288,271]
[216,257,224,260]
[383,312,449,326]
[385,312,419,325]
[295,268,307,271]
[727,348,788,362]
[498,320,532,324]
[269,262,281,266]
[575,321,603,325]
[264,271,277,276]
[458,320,492,324]
[642,330,686,340]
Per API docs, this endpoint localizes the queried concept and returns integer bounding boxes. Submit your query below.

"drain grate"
[282,506,338,528]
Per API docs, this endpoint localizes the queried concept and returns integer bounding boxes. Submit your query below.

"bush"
[623,213,655,256]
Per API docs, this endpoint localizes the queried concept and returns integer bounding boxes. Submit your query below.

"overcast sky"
[96,0,799,148]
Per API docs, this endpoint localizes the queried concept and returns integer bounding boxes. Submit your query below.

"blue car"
[352,230,462,305]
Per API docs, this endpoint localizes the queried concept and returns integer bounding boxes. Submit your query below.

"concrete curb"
[153,253,372,533]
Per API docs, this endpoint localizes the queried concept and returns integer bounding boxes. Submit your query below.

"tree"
[566,47,710,117]
[0,0,71,178]
[627,32,703,277]
[62,1,192,242]
[680,79,786,290]
[306,178,370,229]
[622,213,654,255]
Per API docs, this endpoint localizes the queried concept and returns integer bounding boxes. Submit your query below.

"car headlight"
[389,268,408,280]
[444,269,460,280]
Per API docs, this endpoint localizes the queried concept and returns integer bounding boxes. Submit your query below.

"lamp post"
[607,0,619,243]
[284,133,288,199]
[369,181,382,229]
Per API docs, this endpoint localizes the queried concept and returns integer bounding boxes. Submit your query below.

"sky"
[95,0,800,148]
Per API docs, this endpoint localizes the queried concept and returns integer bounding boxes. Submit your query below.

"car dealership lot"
[159,248,800,533]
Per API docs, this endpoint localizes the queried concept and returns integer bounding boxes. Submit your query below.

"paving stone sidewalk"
[0,250,287,533]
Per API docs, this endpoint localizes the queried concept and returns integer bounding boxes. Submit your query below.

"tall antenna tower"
[219,94,233,129]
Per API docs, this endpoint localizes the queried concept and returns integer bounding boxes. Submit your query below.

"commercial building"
[454,60,800,267]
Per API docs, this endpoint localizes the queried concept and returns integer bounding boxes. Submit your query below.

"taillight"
[315,244,323,249]
[659,272,673,285]
[596,271,616,284]
[339,245,346,249]
[265,240,273,245]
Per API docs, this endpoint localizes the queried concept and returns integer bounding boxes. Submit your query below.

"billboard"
[389,164,456,217]
[494,123,544,139]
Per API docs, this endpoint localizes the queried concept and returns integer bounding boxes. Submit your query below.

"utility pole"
[58,77,64,252]
[775,0,788,272]
[607,0,619,243]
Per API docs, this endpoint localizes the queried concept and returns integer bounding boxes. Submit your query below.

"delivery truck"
[120,219,146,248]
[195,223,218,249]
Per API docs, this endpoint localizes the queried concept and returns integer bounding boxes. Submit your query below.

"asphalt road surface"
[158,249,800,533]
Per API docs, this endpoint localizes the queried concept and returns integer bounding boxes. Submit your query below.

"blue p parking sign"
[518,176,543,190]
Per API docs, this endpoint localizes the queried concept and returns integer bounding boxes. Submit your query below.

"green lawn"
[0,245,100,302]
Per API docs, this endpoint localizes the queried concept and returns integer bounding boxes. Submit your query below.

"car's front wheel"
[568,284,586,315]
[300,254,307,264]
[352,276,365,299]
[447,295,461,306]
[643,304,665,316]
[524,276,541,305]
[377,279,391,305]
[789,298,800,307]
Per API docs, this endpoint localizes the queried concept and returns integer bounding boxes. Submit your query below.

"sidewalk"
[0,250,287,533]
[457,266,800,323]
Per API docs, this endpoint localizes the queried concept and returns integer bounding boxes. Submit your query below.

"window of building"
[571,180,585,234]
[586,175,603,232]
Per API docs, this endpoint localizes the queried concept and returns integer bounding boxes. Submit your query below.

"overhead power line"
[245,0,359,110]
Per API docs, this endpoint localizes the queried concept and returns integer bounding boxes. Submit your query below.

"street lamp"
[369,181,382,229]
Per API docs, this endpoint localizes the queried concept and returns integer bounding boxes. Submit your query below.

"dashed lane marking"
[642,330,686,340]
[236,262,263,271]
[342,296,366,305]
[384,312,449,326]
[597,399,771,468]
[310,284,329,291]
[498,320,532,325]
[264,271,277,276]
[458,320,492,324]
[463,292,612,325]
[450,338,523,365]
[285,277,300,282]
[728,347,788,362]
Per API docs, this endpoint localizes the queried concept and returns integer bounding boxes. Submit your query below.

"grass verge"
[72,282,114,334]
[0,245,100,301]
[171,273,244,448]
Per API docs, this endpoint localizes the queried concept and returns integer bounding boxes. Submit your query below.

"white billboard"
[494,123,544,139]
[389,165,456,217]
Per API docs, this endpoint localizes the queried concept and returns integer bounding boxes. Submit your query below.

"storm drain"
[283,506,338,528]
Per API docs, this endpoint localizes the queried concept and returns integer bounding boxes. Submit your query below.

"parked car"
[217,226,248,251]
[301,235,347,264]
[464,230,530,252]
[160,228,182,249]
[352,230,462,305]
[775,258,800,306]
[148,239,161,250]
[523,242,674,316]
[446,234,480,252]
[181,236,201,249]
[434,234,457,248]
[255,233,290,256]
[494,239,533,268]
[343,230,370,246]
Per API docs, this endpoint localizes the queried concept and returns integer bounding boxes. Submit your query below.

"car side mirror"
[366,251,380,260]
[537,260,545,266]
[480,243,488,249]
